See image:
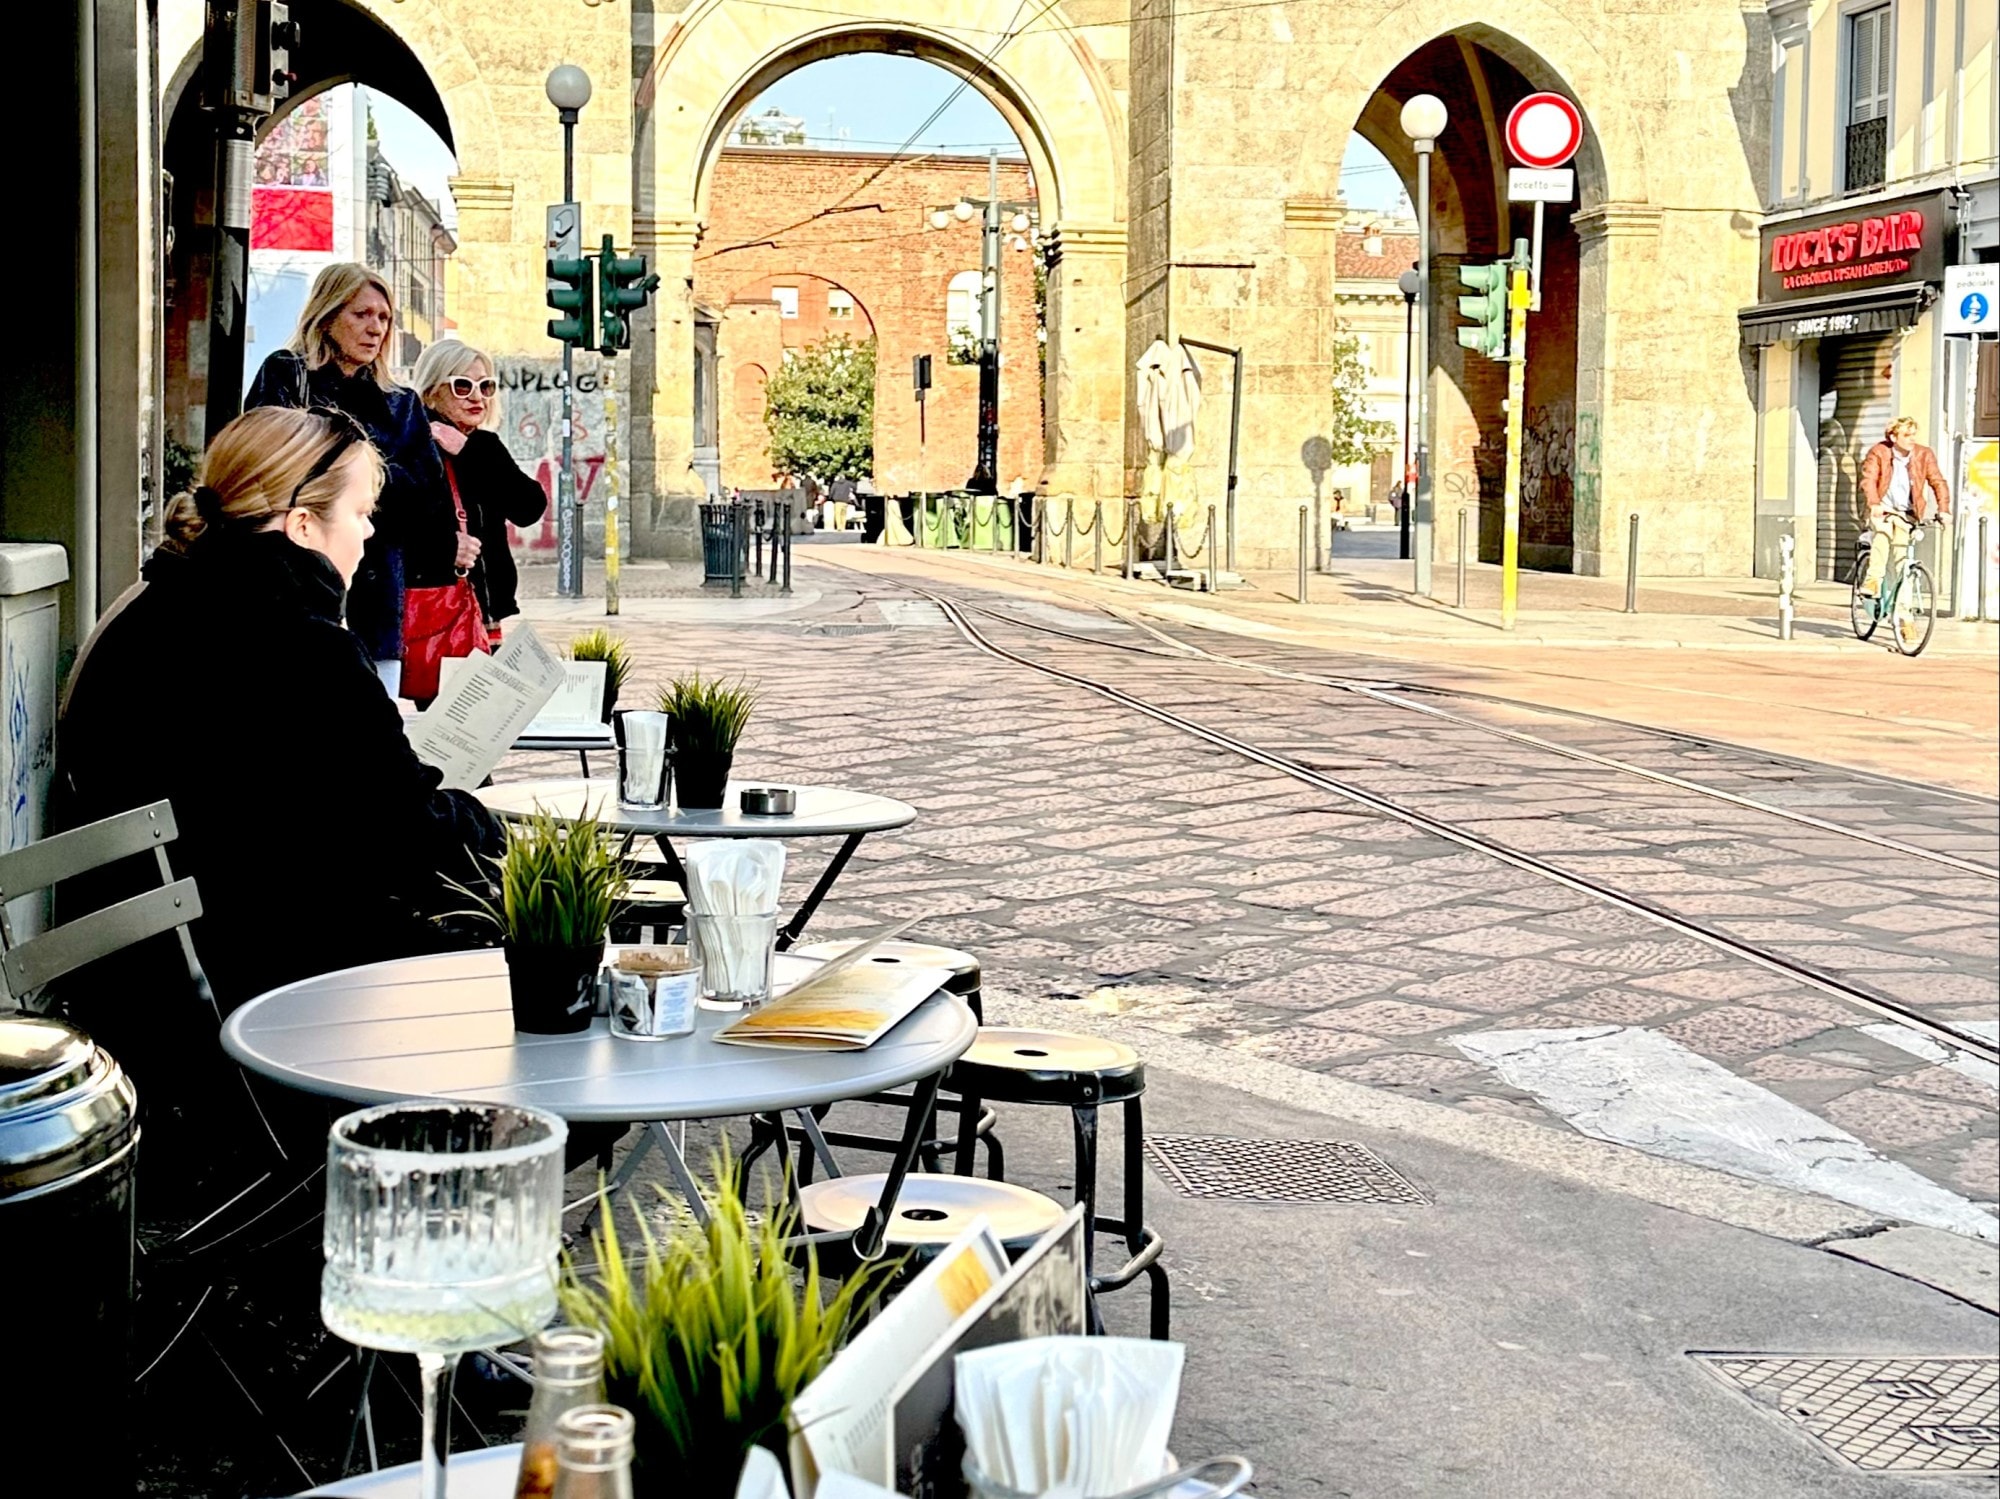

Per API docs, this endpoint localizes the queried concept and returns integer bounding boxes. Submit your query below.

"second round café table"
[477,778,917,951]
[219,948,976,1259]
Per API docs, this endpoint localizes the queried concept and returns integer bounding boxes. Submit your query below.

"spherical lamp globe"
[545,65,593,113]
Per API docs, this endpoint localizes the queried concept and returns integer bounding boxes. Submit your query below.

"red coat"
[1860,441,1952,521]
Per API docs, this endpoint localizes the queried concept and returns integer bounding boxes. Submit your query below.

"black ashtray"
[739,786,796,816]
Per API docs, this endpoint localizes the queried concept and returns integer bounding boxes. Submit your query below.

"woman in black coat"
[56,407,504,1032]
[244,262,464,696]
[410,339,549,636]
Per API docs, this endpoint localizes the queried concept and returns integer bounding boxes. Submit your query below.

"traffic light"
[596,234,660,355]
[546,252,595,348]
[1456,261,1509,361]
[265,2,297,102]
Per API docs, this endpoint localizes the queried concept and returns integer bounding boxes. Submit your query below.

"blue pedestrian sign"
[1943,265,1998,335]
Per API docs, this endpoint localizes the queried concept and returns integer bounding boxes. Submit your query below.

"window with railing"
[1844,5,1891,192]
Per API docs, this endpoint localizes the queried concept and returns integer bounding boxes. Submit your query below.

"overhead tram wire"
[912,587,2000,1066]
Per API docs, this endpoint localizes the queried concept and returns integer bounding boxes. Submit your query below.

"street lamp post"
[546,64,592,598]
[928,150,1036,497]
[1400,94,1447,597]
[1397,266,1420,563]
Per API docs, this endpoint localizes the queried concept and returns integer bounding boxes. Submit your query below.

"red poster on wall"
[252,187,334,251]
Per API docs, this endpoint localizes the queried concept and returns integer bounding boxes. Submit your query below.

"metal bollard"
[781,503,793,595]
[1064,502,1075,570]
[1125,501,1137,579]
[753,502,765,575]
[730,504,744,600]
[1777,529,1796,641]
[1624,512,1640,613]
[991,499,1001,555]
[1298,504,1309,604]
[1456,508,1468,610]
[769,504,781,584]
[1207,506,1219,595]
[1981,516,1992,622]
[1166,504,1178,577]
[1093,500,1104,574]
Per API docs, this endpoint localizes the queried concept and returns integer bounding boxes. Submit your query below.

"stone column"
[630,214,703,560]
[1041,222,1129,517]
[1571,203,1663,579]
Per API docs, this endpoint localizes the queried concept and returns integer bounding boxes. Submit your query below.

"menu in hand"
[407,626,565,790]
[711,918,949,1051]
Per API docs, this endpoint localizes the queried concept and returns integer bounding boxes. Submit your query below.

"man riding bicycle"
[1857,416,1951,596]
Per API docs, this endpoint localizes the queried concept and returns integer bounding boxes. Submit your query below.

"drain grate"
[1143,1134,1428,1205]
[1695,1355,1997,1472]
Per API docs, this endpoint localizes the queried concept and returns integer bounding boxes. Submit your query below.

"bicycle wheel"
[1849,574,1879,641]
[1891,563,1936,656]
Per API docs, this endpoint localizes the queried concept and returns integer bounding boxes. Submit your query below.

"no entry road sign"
[1505,93,1583,170]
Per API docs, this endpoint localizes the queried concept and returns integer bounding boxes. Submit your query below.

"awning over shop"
[1738,283,1934,346]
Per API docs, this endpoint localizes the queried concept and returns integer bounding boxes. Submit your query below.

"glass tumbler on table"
[323,1101,569,1499]
[687,908,778,1009]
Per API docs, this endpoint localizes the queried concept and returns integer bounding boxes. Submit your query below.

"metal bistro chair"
[948,1028,1171,1339]
[0,800,342,1489]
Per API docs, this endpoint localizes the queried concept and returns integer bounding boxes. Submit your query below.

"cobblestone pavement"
[511,560,1998,1224]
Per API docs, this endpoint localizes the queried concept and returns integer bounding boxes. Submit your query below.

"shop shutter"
[1815,334,1896,580]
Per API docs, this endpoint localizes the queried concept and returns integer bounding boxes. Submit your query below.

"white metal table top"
[220,950,974,1124]
[477,778,917,839]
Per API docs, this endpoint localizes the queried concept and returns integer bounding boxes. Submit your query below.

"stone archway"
[628,3,1131,552]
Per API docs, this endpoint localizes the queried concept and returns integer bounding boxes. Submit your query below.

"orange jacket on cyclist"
[1860,420,1951,523]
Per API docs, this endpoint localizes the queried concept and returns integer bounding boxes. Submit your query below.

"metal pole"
[1165,503,1177,577]
[1778,526,1796,641]
[1226,348,1242,571]
[1456,506,1468,609]
[780,502,792,595]
[603,364,620,616]
[1413,141,1435,597]
[557,114,582,599]
[1949,514,1964,617]
[729,501,743,600]
[969,151,1001,493]
[1400,291,1415,562]
[1624,512,1641,614]
[1093,500,1103,573]
[1298,505,1310,604]
[1207,505,1219,595]
[1981,515,1991,622]
[1125,500,1137,579]
[991,498,1002,554]
[915,493,926,549]
[1064,502,1074,570]
[769,503,780,584]
[1500,250,1528,633]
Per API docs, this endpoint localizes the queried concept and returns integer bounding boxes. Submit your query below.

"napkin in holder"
[683,839,787,1007]
[954,1336,1185,1498]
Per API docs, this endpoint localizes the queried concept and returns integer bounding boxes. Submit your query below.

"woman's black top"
[423,415,549,625]
[245,349,455,661]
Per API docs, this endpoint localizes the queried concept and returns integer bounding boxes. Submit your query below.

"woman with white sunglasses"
[411,339,550,642]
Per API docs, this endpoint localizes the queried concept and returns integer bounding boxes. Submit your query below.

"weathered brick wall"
[696,148,1043,495]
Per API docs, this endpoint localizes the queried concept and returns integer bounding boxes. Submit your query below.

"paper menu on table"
[711,961,950,1050]
[438,654,606,738]
[787,1219,1009,1495]
[407,626,565,790]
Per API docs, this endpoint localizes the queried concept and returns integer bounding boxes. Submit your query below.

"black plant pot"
[505,941,602,1034]
[675,750,734,811]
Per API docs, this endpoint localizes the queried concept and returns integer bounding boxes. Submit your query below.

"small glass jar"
[688,909,778,1009]
[550,1404,636,1499]
[512,1326,607,1499]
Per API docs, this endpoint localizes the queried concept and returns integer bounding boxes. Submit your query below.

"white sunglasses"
[448,376,498,398]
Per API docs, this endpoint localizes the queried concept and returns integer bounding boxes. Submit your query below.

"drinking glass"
[323,1101,568,1499]
[612,710,671,810]
[687,908,778,1009]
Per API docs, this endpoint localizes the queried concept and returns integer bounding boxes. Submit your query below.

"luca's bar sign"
[1757,189,1952,303]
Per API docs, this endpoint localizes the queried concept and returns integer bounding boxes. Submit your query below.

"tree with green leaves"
[763,334,876,484]
[1326,326,1396,467]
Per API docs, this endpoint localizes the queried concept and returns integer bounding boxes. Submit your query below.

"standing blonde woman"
[411,339,548,642]
[245,262,462,694]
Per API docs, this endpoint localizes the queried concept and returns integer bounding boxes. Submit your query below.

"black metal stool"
[797,1171,1066,1274]
[786,939,1000,1176]
[947,1028,1170,1339]
[607,877,685,946]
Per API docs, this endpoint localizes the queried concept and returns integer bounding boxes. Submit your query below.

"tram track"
[945,596,1998,879]
[916,585,2000,1068]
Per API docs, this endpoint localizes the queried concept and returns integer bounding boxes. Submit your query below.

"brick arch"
[637,2,1125,229]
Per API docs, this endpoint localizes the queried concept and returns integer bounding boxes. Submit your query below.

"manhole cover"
[1695,1355,1997,1471]
[1143,1134,1427,1205]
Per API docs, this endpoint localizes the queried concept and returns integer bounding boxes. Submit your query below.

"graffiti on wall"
[1573,409,1602,537]
[1520,400,1575,549]
[493,357,609,553]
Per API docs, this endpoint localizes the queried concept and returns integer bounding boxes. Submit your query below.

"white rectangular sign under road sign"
[1943,263,1997,335]
[1508,168,1574,203]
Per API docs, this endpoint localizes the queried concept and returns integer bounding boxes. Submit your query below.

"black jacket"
[245,350,456,661]
[425,415,549,624]
[53,531,504,1034]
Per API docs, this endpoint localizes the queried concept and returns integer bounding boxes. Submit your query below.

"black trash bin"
[700,502,739,585]
[0,1015,140,1492]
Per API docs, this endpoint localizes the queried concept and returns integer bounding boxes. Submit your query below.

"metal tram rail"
[918,588,2000,1068]
[939,595,1997,881]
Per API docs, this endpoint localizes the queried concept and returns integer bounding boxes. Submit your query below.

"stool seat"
[951,1028,1145,1107]
[799,1172,1063,1250]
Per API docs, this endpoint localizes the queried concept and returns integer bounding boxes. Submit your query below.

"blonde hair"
[1887,417,1919,438]
[412,340,498,427]
[290,263,399,389]
[163,408,385,551]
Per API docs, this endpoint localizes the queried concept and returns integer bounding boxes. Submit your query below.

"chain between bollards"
[1297,504,1309,604]
[1455,508,1468,610]
[1624,512,1640,614]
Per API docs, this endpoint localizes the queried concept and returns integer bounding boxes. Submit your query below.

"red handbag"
[399,458,488,701]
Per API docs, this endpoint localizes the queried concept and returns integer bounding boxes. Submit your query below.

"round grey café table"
[478,778,918,949]
[220,948,975,1256]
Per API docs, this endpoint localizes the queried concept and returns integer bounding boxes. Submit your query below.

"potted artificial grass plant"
[561,1159,896,1491]
[565,628,634,722]
[661,672,756,810]
[457,806,629,1033]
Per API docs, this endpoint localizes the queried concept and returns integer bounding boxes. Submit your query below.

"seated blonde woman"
[411,339,549,642]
